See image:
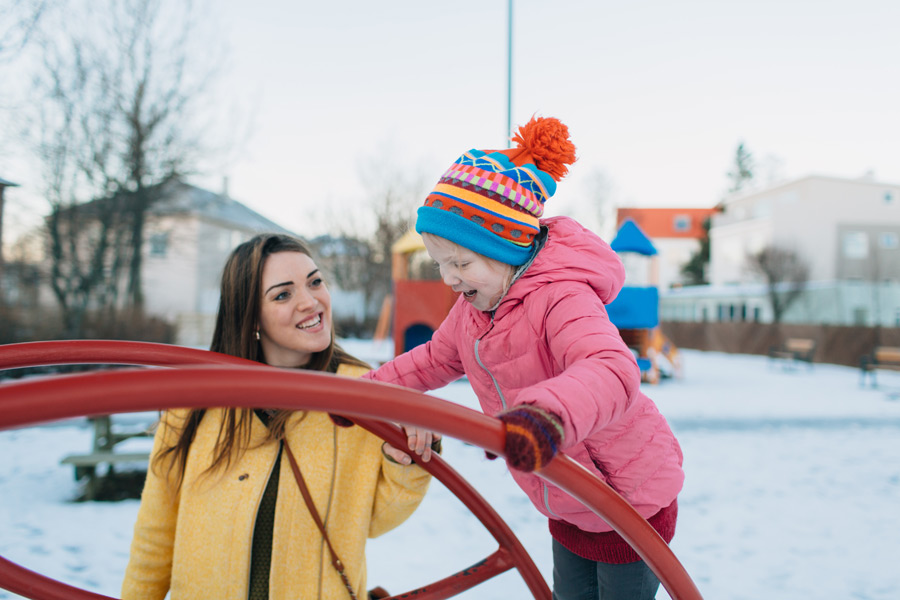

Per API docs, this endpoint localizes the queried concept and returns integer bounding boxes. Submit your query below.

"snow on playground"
[1,346,899,599]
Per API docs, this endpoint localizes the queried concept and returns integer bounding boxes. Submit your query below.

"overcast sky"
[204,0,900,238]
[4,0,899,242]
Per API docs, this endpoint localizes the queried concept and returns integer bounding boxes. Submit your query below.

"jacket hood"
[504,216,625,308]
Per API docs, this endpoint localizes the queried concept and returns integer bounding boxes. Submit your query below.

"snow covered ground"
[2,346,899,599]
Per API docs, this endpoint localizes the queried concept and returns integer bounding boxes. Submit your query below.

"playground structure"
[376,230,457,358]
[379,223,682,383]
[606,219,683,384]
[0,339,703,600]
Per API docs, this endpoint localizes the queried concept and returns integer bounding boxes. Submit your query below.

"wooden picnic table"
[60,415,152,500]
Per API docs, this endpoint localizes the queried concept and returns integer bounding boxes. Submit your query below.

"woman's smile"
[296,313,323,330]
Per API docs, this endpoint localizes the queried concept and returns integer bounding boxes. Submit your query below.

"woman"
[122,233,433,600]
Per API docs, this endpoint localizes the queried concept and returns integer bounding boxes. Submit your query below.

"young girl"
[122,233,432,600]
[365,117,684,600]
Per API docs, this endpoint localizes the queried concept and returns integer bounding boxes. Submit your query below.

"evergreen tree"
[680,217,711,286]
[727,142,754,193]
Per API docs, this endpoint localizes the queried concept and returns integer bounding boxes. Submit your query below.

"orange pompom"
[511,116,577,181]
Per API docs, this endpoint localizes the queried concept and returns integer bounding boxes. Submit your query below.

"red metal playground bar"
[0,340,704,600]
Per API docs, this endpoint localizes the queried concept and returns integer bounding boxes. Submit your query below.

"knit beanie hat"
[416,116,577,266]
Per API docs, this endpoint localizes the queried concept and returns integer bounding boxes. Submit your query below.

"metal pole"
[507,0,513,147]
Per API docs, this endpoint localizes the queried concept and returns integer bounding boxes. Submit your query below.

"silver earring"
[255,330,260,341]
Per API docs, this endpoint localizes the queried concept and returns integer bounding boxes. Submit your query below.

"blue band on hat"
[416,206,532,266]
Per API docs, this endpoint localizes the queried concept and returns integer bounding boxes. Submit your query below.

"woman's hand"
[382,426,442,465]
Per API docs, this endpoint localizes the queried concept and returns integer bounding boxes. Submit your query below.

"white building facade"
[662,174,900,325]
[141,181,295,347]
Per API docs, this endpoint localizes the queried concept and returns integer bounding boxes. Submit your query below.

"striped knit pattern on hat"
[416,116,576,266]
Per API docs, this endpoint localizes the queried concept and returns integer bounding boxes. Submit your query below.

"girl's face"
[257,251,332,368]
[423,233,515,312]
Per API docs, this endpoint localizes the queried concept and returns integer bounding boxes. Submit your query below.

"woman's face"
[422,233,515,312]
[257,251,332,368]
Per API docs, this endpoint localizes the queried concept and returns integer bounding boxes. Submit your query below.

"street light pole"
[506,0,513,147]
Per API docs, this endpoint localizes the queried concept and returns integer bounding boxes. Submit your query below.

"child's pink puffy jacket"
[365,216,684,532]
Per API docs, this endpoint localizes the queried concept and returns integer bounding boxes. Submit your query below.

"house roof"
[616,207,717,239]
[610,218,657,256]
[150,179,294,235]
[0,176,19,187]
[719,173,900,207]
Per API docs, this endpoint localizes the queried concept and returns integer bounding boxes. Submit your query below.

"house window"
[753,306,762,322]
[842,232,868,259]
[852,307,868,326]
[673,215,691,232]
[880,232,898,250]
[886,191,894,204]
[149,233,169,257]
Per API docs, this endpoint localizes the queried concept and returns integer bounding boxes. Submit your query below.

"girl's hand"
[497,405,563,472]
[382,427,442,465]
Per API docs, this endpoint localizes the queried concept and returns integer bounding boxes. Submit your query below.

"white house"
[141,179,294,347]
[662,174,900,325]
[30,179,376,346]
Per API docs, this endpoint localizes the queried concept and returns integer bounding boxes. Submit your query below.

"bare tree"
[585,168,616,236]
[315,153,426,332]
[0,0,48,281]
[0,0,49,62]
[31,56,116,336]
[27,0,223,334]
[360,159,427,322]
[746,245,810,323]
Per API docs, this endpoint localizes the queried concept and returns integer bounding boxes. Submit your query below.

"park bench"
[859,346,900,387]
[60,415,153,500]
[768,337,816,370]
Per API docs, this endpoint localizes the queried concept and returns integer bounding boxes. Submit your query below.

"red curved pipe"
[0,558,116,600]
[0,339,256,368]
[0,341,703,599]
[0,367,703,600]
[0,341,547,600]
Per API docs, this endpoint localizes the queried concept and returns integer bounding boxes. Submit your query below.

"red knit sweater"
[548,500,678,564]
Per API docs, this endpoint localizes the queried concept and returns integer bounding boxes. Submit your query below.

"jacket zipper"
[542,482,561,518]
[474,312,508,410]
[474,313,560,519]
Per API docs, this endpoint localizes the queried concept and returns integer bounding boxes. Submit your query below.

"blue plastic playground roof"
[610,219,658,256]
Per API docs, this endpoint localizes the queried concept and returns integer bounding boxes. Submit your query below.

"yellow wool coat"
[121,364,431,600]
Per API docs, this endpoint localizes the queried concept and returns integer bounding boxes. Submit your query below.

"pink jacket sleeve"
[521,284,643,449]
[363,301,467,391]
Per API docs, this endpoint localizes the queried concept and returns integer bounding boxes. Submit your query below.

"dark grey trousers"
[552,539,661,600]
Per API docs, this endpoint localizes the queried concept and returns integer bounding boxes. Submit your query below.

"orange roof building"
[616,208,718,240]
[615,207,719,289]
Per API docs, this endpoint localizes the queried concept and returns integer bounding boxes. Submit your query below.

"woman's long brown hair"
[153,233,369,491]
